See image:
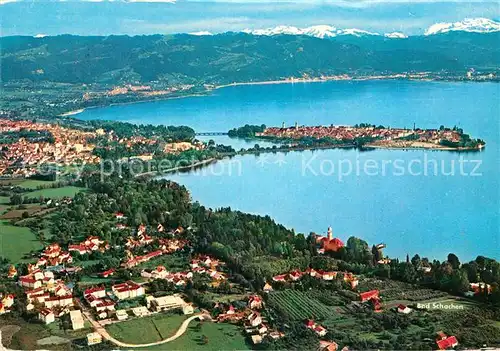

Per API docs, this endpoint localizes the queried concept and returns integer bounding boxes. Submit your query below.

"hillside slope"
[2,32,499,85]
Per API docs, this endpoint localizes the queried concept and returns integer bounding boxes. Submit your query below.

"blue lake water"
[79,80,500,261]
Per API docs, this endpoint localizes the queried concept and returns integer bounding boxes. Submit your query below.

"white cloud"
[0,0,20,5]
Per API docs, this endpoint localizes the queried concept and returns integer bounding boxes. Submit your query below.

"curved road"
[83,310,210,348]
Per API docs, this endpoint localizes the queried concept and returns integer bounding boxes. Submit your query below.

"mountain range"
[191,18,499,39]
[1,28,499,86]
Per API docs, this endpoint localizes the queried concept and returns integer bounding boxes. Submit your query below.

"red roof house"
[360,290,379,302]
[436,336,458,350]
[272,274,287,282]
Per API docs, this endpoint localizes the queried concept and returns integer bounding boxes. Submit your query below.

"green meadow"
[0,220,42,262]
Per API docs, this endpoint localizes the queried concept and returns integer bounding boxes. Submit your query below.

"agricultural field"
[0,196,11,214]
[0,220,42,262]
[144,321,250,351]
[24,186,84,199]
[358,277,448,302]
[0,179,26,187]
[0,204,46,220]
[106,313,188,344]
[268,289,338,320]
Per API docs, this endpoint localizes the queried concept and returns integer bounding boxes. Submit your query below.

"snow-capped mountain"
[425,18,500,35]
[384,32,408,39]
[189,31,213,36]
[242,25,380,38]
[191,18,499,39]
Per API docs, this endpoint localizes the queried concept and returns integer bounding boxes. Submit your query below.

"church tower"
[327,226,333,240]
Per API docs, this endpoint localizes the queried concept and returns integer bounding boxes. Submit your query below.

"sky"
[1,0,499,36]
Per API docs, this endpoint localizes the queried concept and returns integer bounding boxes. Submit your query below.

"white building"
[115,309,128,321]
[70,310,84,330]
[87,332,102,346]
[112,281,145,300]
[132,306,149,317]
[182,304,194,315]
[147,294,186,312]
[39,308,55,324]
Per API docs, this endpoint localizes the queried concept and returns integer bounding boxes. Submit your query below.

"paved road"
[82,309,209,348]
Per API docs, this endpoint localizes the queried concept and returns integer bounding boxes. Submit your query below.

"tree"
[346,237,369,263]
[398,263,417,283]
[450,269,470,294]
[462,262,479,283]
[411,254,421,268]
[447,253,461,270]
[10,194,23,205]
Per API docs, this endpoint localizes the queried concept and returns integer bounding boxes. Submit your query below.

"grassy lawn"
[18,179,58,189]
[45,320,94,339]
[0,220,42,262]
[78,276,113,286]
[0,196,10,205]
[106,314,189,344]
[204,292,248,304]
[24,186,84,199]
[153,314,190,339]
[137,253,189,271]
[142,322,250,351]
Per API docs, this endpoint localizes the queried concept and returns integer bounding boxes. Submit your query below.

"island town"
[256,123,486,150]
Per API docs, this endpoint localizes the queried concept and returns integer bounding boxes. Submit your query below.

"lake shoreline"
[364,143,485,152]
[65,76,496,119]
[58,108,85,117]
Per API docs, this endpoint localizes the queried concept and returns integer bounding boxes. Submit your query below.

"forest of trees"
[228,124,266,138]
